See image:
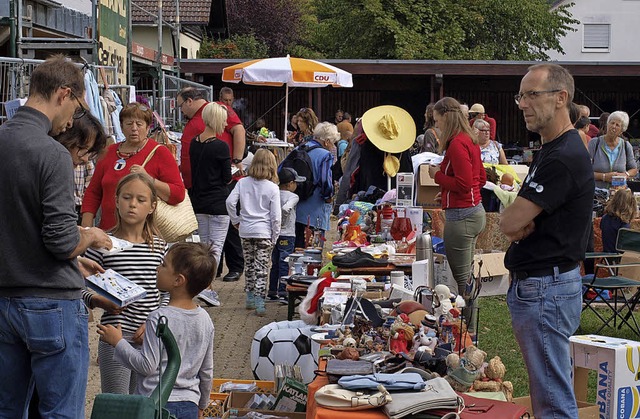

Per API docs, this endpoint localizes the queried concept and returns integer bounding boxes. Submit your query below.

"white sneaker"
[198,289,220,307]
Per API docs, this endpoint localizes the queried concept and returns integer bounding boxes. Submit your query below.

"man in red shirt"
[178,87,247,187]
[469,103,497,140]
[579,104,600,138]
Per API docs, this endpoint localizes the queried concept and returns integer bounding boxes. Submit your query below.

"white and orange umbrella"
[222,55,353,140]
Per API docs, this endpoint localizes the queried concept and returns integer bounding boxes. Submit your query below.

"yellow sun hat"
[361,105,416,153]
[383,154,400,177]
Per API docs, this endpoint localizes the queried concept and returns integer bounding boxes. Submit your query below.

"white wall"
[134,27,201,59]
[548,0,640,61]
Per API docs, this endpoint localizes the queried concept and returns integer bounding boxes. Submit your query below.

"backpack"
[280,143,322,201]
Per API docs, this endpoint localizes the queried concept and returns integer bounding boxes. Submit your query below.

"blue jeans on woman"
[507,265,582,419]
[0,297,89,419]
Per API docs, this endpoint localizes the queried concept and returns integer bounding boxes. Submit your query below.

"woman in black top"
[190,102,232,269]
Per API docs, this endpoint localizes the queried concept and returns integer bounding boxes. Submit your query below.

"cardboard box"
[416,164,440,209]
[396,172,414,207]
[434,251,509,297]
[513,396,598,418]
[511,164,530,183]
[570,334,640,418]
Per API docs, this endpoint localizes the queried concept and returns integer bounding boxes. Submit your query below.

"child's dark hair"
[167,242,217,297]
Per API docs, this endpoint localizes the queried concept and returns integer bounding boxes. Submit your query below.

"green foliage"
[199,34,268,59]
[310,0,578,60]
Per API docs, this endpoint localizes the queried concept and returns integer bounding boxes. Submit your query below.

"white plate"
[310,324,342,333]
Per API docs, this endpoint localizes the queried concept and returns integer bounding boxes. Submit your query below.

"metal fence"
[0,56,118,125]
[136,73,213,130]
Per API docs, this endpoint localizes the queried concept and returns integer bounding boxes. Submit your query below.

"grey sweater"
[0,106,82,298]
[588,135,637,189]
[114,306,214,410]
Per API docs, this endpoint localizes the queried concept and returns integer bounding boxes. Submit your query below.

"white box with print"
[85,269,147,307]
[570,334,640,419]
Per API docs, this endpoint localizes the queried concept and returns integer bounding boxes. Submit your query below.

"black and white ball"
[250,320,320,384]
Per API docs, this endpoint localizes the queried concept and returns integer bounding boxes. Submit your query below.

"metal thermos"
[416,232,434,288]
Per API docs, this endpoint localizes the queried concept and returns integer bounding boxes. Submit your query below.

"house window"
[181,47,188,59]
[583,24,610,51]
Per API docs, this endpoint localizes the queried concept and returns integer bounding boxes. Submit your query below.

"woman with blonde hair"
[226,149,281,316]
[428,97,486,331]
[189,102,232,305]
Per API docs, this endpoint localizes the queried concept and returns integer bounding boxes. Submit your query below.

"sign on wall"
[98,0,128,83]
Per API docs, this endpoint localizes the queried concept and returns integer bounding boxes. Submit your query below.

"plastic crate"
[202,379,276,418]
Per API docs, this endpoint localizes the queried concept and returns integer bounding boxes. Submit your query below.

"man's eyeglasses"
[77,147,97,160]
[70,91,87,120]
[514,90,562,105]
[176,100,186,109]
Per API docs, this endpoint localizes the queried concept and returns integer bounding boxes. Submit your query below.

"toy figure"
[412,325,438,354]
[444,346,487,393]
[389,317,414,354]
[473,356,514,401]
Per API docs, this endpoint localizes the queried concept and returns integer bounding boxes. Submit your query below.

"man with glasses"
[0,55,112,417]
[500,63,594,419]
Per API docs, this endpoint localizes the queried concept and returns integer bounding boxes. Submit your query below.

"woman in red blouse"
[428,97,486,331]
[81,103,185,230]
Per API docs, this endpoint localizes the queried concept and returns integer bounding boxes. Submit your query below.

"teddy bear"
[389,315,415,354]
[473,356,514,401]
[444,345,487,392]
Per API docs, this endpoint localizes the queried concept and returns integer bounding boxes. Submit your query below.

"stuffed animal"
[444,346,487,392]
[473,356,514,401]
[391,300,429,327]
[412,325,438,354]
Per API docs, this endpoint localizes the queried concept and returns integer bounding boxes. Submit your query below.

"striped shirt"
[83,236,169,336]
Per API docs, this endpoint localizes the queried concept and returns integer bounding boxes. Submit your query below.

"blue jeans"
[165,400,198,419]
[269,236,295,297]
[507,266,582,419]
[0,297,89,419]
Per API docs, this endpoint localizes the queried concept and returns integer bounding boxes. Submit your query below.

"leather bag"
[141,145,197,242]
[413,392,530,419]
[325,359,375,384]
[315,384,391,410]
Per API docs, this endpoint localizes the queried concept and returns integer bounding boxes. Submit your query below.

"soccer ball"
[251,320,320,384]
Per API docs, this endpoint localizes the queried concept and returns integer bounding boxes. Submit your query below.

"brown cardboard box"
[416,164,440,208]
[513,396,598,418]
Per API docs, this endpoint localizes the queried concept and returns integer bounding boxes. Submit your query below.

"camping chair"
[90,316,181,419]
[581,228,640,338]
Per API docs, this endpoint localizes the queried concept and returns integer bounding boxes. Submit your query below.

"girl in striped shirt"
[84,172,168,394]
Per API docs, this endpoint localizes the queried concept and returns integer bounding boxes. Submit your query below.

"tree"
[199,34,269,59]
[226,0,306,56]
[311,0,578,60]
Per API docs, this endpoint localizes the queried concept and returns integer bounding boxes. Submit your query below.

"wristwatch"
[232,158,243,164]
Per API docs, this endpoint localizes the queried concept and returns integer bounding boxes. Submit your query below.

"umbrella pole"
[284,84,289,143]
[387,174,391,191]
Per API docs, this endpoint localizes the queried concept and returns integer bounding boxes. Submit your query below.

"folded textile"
[338,372,426,391]
[326,359,375,383]
[383,377,461,419]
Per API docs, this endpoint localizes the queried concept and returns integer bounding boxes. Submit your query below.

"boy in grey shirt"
[99,243,216,419]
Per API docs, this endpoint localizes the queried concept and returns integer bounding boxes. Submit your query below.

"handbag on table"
[324,359,375,384]
[338,372,426,391]
[315,384,391,411]
[141,145,198,242]
[383,377,461,419]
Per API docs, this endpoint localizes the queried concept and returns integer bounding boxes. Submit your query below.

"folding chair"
[581,228,640,338]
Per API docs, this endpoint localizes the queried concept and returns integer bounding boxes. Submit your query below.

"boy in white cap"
[470,103,497,140]
[267,167,306,302]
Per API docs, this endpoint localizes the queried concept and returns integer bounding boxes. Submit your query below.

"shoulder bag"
[315,384,391,410]
[141,145,198,242]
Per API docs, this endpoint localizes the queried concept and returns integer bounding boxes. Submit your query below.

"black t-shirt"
[600,214,628,253]
[189,137,232,215]
[504,129,595,271]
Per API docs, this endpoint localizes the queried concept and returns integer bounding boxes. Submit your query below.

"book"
[85,269,147,307]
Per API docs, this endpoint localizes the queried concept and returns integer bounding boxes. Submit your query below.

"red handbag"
[424,392,530,419]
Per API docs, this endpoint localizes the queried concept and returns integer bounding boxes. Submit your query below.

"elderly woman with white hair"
[473,119,507,165]
[588,110,637,189]
[292,121,337,248]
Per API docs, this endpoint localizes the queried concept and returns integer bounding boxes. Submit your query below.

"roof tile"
[132,0,212,24]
